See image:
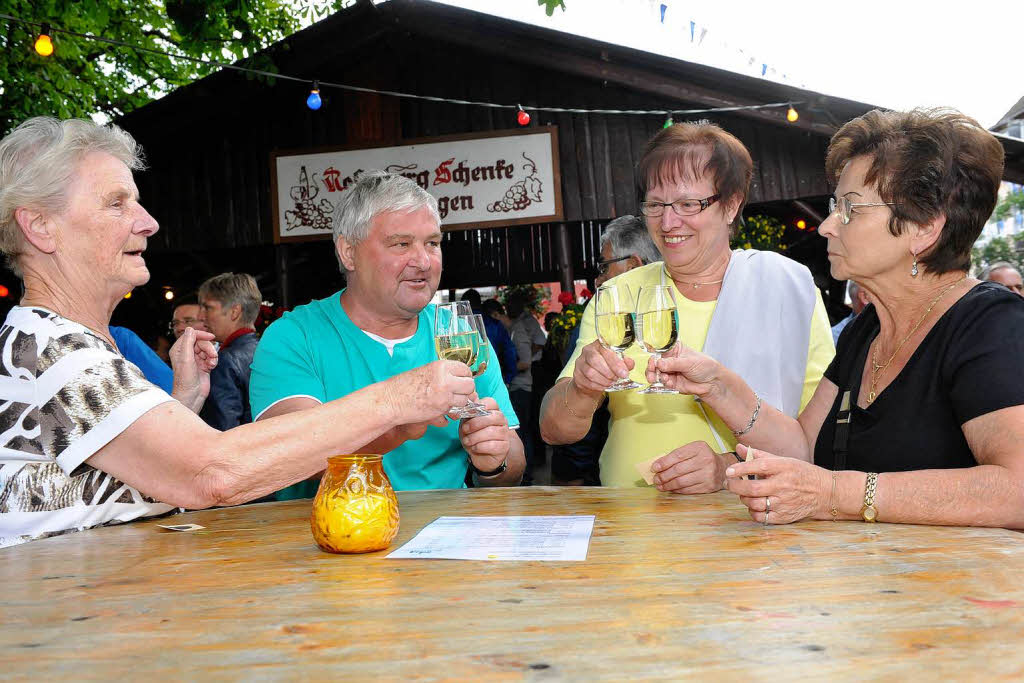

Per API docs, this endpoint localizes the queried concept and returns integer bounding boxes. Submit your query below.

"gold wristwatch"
[861,472,879,522]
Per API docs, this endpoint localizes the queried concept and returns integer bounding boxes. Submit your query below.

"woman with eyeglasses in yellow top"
[540,120,834,490]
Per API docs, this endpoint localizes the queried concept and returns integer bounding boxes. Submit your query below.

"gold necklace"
[676,278,724,290]
[867,276,966,403]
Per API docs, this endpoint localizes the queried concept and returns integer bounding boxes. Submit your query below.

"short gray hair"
[0,117,144,276]
[600,215,661,265]
[332,170,440,273]
[978,261,1020,281]
[198,272,262,325]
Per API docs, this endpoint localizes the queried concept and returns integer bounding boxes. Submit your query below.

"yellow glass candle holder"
[310,454,400,553]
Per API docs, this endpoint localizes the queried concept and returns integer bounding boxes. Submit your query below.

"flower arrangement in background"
[255,301,287,334]
[731,214,788,252]
[548,288,593,351]
[498,283,550,317]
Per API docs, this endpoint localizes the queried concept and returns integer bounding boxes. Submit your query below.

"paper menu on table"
[386,515,595,561]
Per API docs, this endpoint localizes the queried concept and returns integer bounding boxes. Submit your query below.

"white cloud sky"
[438,0,1022,128]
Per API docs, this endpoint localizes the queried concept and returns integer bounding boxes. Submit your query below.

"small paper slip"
[387,515,595,561]
[157,524,205,532]
[634,456,661,486]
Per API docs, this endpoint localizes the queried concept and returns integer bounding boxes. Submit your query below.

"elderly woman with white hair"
[0,117,477,547]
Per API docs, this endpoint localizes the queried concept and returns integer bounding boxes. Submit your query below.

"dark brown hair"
[825,108,1005,274]
[636,121,753,229]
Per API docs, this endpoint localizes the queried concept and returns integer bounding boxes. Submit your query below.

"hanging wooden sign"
[270,127,562,242]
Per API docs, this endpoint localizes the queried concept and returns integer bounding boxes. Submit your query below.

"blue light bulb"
[306,89,322,111]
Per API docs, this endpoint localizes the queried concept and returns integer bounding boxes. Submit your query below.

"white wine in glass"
[595,283,641,391]
[636,285,679,394]
[433,303,487,418]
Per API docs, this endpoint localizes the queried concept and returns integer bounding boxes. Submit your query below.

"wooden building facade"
[109,0,1024,333]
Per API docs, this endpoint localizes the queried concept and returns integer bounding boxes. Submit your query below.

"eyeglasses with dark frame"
[828,196,897,225]
[640,193,721,219]
[597,254,632,275]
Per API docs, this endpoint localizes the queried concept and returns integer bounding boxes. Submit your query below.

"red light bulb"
[517,109,531,126]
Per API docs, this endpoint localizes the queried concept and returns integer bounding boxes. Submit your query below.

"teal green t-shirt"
[249,291,519,499]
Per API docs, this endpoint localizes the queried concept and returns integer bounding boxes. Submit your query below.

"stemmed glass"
[433,302,488,418]
[594,283,640,392]
[636,284,679,394]
[462,314,492,416]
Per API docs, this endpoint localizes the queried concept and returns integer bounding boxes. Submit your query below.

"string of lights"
[5,12,801,125]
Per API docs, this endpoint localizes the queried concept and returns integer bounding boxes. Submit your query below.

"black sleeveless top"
[814,282,1024,472]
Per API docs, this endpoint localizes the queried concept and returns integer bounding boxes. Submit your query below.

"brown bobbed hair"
[636,120,753,230]
[825,108,1005,275]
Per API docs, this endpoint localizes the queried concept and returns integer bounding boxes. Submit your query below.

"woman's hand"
[724,444,831,524]
[387,360,477,424]
[169,326,218,413]
[572,340,633,396]
[645,343,723,398]
[652,441,731,494]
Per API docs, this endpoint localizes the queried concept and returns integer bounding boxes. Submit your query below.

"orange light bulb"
[34,33,54,57]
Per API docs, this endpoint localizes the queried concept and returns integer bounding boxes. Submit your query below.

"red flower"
[557,291,575,306]
[580,288,593,300]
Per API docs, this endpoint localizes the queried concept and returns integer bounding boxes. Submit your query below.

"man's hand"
[459,397,512,473]
[169,327,218,413]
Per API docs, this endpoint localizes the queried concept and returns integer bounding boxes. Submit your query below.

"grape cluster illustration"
[488,153,543,213]
[284,166,334,232]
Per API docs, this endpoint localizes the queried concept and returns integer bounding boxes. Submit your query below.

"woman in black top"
[646,107,1024,529]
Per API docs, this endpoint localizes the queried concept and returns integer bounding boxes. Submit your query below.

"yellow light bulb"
[786,106,799,123]
[34,34,54,57]
[164,290,175,301]
[796,219,806,230]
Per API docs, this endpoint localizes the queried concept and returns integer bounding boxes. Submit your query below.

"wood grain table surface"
[3,487,1023,681]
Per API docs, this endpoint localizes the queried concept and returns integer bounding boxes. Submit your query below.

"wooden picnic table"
[3,487,1022,679]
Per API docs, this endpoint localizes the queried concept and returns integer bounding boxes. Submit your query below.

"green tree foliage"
[0,0,349,134]
[1,0,567,134]
[731,214,788,252]
[538,0,566,16]
[971,235,1024,274]
[992,188,1024,223]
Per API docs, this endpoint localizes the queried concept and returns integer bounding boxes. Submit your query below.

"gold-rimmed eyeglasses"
[640,193,720,218]
[829,196,897,225]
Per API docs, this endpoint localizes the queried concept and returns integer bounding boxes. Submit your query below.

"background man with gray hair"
[198,272,262,429]
[250,171,524,499]
[595,214,662,287]
[979,261,1024,297]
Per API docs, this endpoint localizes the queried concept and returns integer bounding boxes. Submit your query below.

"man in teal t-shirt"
[250,171,524,498]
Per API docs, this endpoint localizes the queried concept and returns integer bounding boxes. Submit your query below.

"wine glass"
[461,314,492,417]
[433,303,484,418]
[594,283,640,392]
[636,284,679,394]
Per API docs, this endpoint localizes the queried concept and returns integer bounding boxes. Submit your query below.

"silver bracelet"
[732,393,761,436]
